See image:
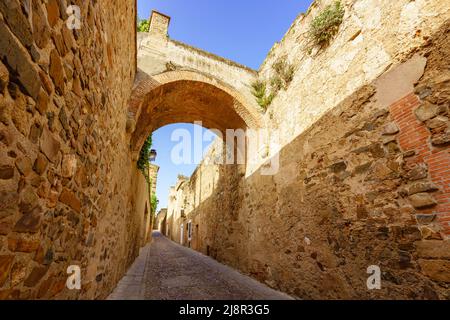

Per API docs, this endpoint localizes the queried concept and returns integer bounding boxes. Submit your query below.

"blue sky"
[138,0,312,70]
[139,1,313,210]
[151,123,216,211]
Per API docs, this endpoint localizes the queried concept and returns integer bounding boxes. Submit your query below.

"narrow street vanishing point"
[108,232,292,300]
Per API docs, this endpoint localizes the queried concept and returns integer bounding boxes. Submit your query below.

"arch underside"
[129,70,262,154]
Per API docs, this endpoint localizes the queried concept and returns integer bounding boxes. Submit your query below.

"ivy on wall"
[137,134,158,216]
[137,134,153,180]
[151,194,159,216]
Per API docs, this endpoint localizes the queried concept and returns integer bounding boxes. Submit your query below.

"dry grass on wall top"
[271,58,295,90]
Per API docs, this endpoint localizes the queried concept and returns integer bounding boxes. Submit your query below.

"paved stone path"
[108,231,292,300]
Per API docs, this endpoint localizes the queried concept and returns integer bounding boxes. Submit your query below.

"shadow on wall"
[166,21,450,299]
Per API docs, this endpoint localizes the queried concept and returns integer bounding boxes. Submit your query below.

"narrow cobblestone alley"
[108,232,292,300]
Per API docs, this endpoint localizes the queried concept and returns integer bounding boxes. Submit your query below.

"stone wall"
[0,0,146,299]
[133,168,152,248]
[253,0,450,169]
[155,208,167,234]
[148,163,159,196]
[164,3,450,299]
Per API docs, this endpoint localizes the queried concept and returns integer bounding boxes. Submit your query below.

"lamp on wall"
[149,149,157,162]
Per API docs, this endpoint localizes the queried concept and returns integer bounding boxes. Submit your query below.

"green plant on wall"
[271,58,295,90]
[137,134,159,224]
[251,80,275,111]
[151,194,159,215]
[308,1,345,49]
[137,17,150,32]
[251,58,295,112]
[270,75,284,92]
[137,134,153,181]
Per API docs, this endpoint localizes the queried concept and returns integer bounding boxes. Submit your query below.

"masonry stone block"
[0,15,40,99]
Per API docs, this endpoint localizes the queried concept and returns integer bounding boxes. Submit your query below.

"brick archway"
[128,70,263,156]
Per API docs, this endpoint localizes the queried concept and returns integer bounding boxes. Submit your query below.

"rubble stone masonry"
[164,2,450,300]
[0,0,148,299]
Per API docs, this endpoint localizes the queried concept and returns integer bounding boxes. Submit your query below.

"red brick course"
[390,93,450,237]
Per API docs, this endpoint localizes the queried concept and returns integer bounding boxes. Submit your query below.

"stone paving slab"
[108,231,292,300]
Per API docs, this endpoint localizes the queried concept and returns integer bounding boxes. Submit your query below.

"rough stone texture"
[33,153,48,175]
[0,165,14,180]
[0,12,41,99]
[0,60,8,93]
[7,236,40,253]
[15,157,32,176]
[427,116,448,129]
[161,17,450,299]
[49,49,64,94]
[254,0,450,171]
[409,193,438,209]
[13,209,42,233]
[0,256,14,286]
[0,0,147,300]
[61,154,76,178]
[418,260,450,283]
[24,266,48,287]
[39,127,60,163]
[408,182,439,195]
[383,122,400,135]
[431,130,450,146]
[415,102,440,122]
[0,222,12,235]
[416,240,450,259]
[406,163,429,181]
